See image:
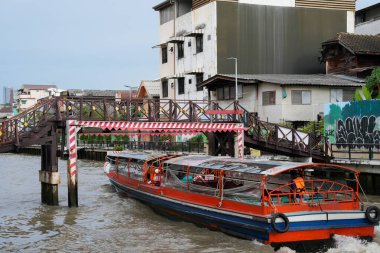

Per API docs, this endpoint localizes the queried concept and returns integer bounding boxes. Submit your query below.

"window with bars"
[262,91,276,105]
[196,35,203,53]
[162,46,168,64]
[162,80,168,98]
[292,90,311,105]
[178,78,185,95]
[177,42,184,59]
[196,73,203,91]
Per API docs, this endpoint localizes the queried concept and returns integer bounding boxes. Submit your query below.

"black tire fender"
[271,213,290,233]
[365,206,380,223]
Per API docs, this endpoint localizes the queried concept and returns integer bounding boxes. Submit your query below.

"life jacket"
[151,168,162,185]
[293,177,306,193]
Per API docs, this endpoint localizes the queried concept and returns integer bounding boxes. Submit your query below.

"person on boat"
[152,168,162,186]
[290,170,306,202]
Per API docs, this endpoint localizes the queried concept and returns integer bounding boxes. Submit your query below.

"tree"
[365,68,380,99]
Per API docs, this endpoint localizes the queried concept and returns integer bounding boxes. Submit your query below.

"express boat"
[103,152,379,251]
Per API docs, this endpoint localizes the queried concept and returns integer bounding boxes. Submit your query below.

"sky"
[0,0,379,100]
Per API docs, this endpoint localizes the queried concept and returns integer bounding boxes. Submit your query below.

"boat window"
[161,164,262,205]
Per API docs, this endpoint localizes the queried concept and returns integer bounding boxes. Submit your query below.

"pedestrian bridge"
[0,96,330,207]
[0,96,329,160]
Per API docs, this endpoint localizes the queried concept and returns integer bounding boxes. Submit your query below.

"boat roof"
[163,155,358,176]
[107,151,168,162]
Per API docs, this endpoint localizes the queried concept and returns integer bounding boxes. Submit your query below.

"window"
[217,87,223,100]
[162,80,168,98]
[217,85,243,100]
[343,88,356,101]
[196,35,203,53]
[330,89,343,102]
[177,42,184,59]
[224,86,230,100]
[162,46,168,64]
[159,6,174,25]
[21,100,27,104]
[292,90,311,105]
[178,78,185,95]
[262,91,276,105]
[196,73,203,91]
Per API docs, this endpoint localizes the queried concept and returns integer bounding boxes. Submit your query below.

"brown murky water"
[0,153,379,253]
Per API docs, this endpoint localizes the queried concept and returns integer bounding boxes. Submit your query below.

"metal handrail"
[268,179,355,206]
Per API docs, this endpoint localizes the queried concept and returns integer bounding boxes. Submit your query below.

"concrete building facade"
[355,3,380,35]
[17,84,58,112]
[198,74,361,124]
[153,0,355,101]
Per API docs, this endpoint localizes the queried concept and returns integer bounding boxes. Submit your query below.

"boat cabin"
[106,153,361,214]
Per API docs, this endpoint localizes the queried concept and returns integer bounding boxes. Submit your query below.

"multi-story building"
[2,87,14,105]
[355,3,380,35]
[17,84,58,112]
[153,0,356,101]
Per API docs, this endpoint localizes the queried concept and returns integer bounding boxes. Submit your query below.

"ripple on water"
[1,154,380,253]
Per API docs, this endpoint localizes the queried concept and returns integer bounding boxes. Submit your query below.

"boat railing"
[267,179,355,206]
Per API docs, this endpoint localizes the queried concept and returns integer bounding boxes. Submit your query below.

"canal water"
[0,153,379,253]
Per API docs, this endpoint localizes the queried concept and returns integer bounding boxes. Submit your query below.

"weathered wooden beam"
[40,140,59,206]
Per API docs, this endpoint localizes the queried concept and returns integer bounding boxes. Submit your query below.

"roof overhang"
[184,29,204,37]
[166,36,185,43]
[152,42,168,49]
[197,74,258,90]
[153,0,173,11]
[185,70,204,75]
[165,73,185,79]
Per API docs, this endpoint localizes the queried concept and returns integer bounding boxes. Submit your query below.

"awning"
[166,36,185,43]
[184,29,204,37]
[185,69,204,75]
[165,73,185,79]
[152,42,168,49]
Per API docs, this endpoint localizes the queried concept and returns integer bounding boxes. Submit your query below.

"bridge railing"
[0,97,246,147]
[331,143,380,160]
[62,97,245,123]
[0,97,58,145]
[0,96,332,160]
[235,102,326,154]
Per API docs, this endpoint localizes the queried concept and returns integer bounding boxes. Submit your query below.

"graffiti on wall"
[324,100,380,148]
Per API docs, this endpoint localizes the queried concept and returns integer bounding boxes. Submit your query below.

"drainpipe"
[172,0,177,101]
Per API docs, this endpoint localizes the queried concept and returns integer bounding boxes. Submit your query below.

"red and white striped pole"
[237,124,244,159]
[66,120,79,207]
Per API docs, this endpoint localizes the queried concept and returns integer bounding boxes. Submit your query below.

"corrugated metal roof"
[138,80,161,97]
[66,89,126,97]
[22,84,57,90]
[215,74,363,86]
[163,155,302,176]
[107,152,168,161]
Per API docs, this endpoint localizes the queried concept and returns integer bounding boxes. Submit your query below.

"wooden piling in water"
[40,127,60,206]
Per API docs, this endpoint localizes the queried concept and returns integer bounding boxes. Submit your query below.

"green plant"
[299,119,324,136]
[187,134,205,143]
[114,144,123,151]
[365,68,380,98]
[353,86,372,101]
